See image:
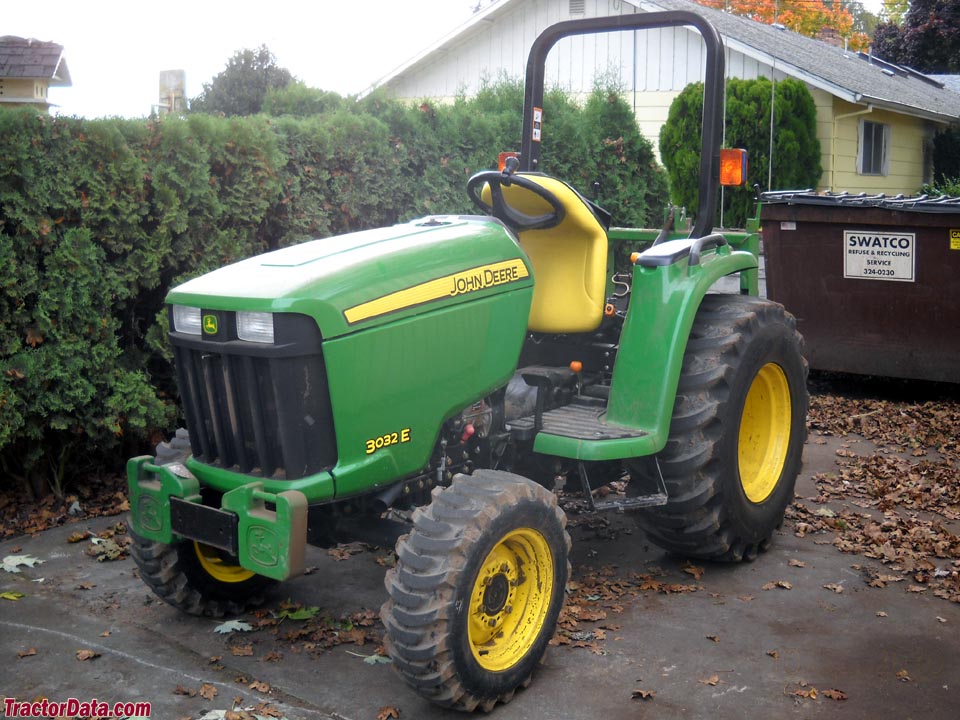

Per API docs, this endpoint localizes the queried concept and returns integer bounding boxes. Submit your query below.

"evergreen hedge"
[659,77,822,228]
[0,82,666,496]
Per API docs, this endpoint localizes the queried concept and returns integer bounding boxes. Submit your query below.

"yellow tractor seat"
[493,174,609,334]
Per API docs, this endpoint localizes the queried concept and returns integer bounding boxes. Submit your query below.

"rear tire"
[129,428,276,617]
[631,294,808,561]
[381,471,570,712]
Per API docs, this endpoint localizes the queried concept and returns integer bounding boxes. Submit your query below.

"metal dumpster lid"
[760,189,960,213]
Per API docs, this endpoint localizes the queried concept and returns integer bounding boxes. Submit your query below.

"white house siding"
[384,2,816,166]
[386,0,641,100]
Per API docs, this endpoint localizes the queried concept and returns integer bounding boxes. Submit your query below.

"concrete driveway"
[2,429,958,720]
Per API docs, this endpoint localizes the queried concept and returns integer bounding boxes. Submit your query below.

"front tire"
[632,294,808,561]
[129,428,276,617]
[381,471,570,712]
[130,533,276,617]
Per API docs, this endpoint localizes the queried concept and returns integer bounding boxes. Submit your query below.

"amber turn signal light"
[498,152,519,172]
[719,148,748,187]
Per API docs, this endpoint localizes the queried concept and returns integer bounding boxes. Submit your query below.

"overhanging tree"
[696,0,871,50]
[872,0,960,73]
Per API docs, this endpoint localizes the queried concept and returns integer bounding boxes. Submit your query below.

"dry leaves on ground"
[245,603,382,656]
[795,387,960,603]
[0,475,130,539]
[551,564,700,653]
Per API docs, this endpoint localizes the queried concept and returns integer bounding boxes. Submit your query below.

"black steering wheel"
[466,163,566,232]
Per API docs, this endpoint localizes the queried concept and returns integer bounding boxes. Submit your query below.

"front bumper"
[127,456,307,581]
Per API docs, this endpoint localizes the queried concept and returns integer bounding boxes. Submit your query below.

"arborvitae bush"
[0,82,666,495]
[659,77,822,228]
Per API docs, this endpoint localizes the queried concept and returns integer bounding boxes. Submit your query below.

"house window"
[858,119,890,176]
[569,0,586,14]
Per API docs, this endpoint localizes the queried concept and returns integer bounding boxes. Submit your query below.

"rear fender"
[605,243,758,454]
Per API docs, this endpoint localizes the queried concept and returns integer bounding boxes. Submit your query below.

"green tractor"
[127,10,807,713]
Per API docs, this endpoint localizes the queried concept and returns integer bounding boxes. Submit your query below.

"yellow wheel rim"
[193,542,254,583]
[738,363,792,504]
[468,527,554,672]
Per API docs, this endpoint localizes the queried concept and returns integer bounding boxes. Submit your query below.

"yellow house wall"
[827,98,930,194]
[809,87,835,190]
[0,78,51,108]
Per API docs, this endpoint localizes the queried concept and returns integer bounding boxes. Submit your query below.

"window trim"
[858,119,891,176]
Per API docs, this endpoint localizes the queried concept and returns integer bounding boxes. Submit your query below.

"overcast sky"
[7,0,887,119]
[5,0,480,118]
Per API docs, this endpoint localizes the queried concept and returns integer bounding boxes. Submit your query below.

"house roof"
[0,36,71,86]
[930,75,960,95]
[373,0,960,124]
[640,0,960,123]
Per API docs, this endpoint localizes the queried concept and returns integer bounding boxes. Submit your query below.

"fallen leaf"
[17,648,37,659]
[738,595,755,602]
[275,605,320,621]
[251,704,285,718]
[823,583,844,594]
[788,559,807,568]
[896,669,911,682]
[68,531,92,543]
[705,635,720,643]
[1,591,26,601]
[328,545,362,561]
[199,682,218,700]
[248,680,270,693]
[231,644,254,657]
[631,689,655,700]
[823,689,848,701]
[698,675,720,686]
[762,580,793,591]
[76,581,96,590]
[86,538,126,562]
[682,563,705,581]
[876,611,888,617]
[376,706,400,720]
[99,630,111,637]
[214,620,253,634]
[368,652,394,665]
[76,649,101,661]
[263,650,283,662]
[173,685,197,697]
[936,616,948,624]
[767,650,780,659]
[2,554,44,573]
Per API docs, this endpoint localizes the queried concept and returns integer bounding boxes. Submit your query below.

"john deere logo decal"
[344,258,530,325]
[202,314,218,334]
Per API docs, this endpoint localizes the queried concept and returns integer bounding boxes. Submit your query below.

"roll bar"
[519,11,725,239]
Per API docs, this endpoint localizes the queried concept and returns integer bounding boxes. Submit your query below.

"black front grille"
[170,312,337,480]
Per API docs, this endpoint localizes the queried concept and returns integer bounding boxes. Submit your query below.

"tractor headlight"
[172,305,202,335]
[237,312,275,344]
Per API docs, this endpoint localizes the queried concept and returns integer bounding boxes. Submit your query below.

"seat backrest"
[500,175,608,334]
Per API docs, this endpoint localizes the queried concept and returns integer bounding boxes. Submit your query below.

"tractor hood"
[167,216,533,338]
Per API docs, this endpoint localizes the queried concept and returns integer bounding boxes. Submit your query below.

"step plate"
[508,403,647,441]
